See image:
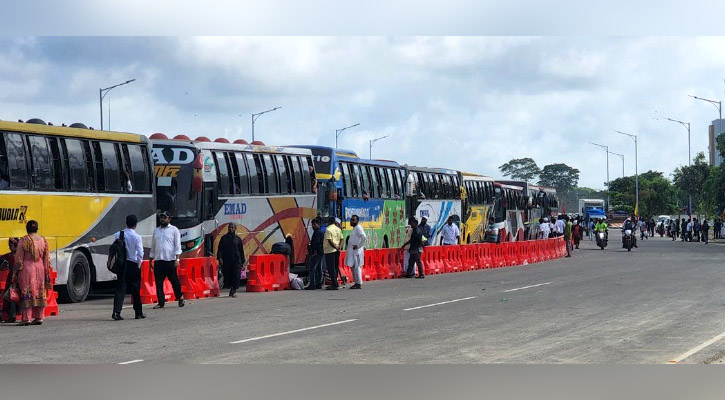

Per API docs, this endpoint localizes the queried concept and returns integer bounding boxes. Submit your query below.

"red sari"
[14,235,50,322]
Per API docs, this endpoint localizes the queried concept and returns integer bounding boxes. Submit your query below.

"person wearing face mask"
[149,211,184,309]
[345,215,367,290]
[440,216,460,245]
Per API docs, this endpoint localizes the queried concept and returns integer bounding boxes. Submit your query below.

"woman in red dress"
[12,220,51,326]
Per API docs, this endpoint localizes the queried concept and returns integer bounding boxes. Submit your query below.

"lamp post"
[689,94,722,123]
[609,151,625,178]
[616,130,639,217]
[663,117,692,216]
[251,107,281,142]
[335,123,360,149]
[369,135,389,159]
[99,79,135,131]
[589,142,610,213]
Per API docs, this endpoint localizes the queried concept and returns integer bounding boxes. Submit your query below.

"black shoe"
[404,274,414,278]
[326,286,339,290]
[112,314,124,321]
[304,285,316,290]
[350,284,361,289]
[416,275,425,279]
[315,285,322,289]
[178,297,185,307]
[135,314,146,319]
[153,304,164,309]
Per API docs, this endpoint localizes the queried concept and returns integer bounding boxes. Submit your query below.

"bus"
[460,172,495,243]
[493,182,526,242]
[498,180,559,240]
[150,135,318,265]
[292,145,407,249]
[404,166,462,245]
[0,119,155,303]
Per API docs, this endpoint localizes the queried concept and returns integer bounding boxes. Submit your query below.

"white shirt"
[441,223,460,245]
[345,224,367,267]
[150,224,182,261]
[540,222,551,238]
[555,219,565,234]
[116,228,144,264]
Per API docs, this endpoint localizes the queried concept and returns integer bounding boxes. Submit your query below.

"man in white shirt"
[440,216,460,245]
[540,217,552,239]
[555,216,566,236]
[345,214,367,289]
[112,215,145,321]
[149,211,184,309]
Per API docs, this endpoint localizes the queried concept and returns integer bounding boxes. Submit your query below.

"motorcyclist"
[594,218,608,246]
[621,217,638,248]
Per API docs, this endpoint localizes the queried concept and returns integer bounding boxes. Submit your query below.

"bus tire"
[59,251,91,303]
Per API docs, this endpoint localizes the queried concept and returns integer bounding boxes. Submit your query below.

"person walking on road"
[702,219,710,244]
[323,216,343,290]
[714,218,722,240]
[685,218,692,242]
[572,218,581,249]
[12,221,51,326]
[401,218,425,278]
[112,215,145,321]
[681,218,687,241]
[345,215,367,289]
[149,211,184,308]
[305,218,324,290]
[440,216,460,245]
[217,222,246,297]
[563,216,573,257]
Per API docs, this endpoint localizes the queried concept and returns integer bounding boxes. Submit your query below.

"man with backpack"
[111,215,145,321]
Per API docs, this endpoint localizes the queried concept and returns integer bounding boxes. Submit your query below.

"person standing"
[693,218,701,242]
[305,218,324,290]
[563,216,573,257]
[555,216,566,237]
[681,218,687,241]
[418,217,432,247]
[440,216,460,245]
[1,238,19,323]
[112,215,145,321]
[217,222,246,297]
[401,218,425,278]
[323,216,343,290]
[402,219,413,276]
[12,221,51,326]
[702,219,710,244]
[572,218,581,249]
[714,218,722,240]
[540,217,552,239]
[345,215,367,289]
[149,211,184,308]
[484,217,499,243]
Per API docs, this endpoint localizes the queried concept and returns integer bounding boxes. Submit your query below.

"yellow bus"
[0,119,155,302]
[460,172,495,243]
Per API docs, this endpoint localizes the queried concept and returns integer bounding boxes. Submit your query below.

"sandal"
[30,319,43,325]
[16,321,29,326]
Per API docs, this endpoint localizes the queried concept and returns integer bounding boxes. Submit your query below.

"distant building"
[708,119,725,166]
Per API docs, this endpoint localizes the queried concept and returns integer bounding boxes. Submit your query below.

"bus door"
[202,183,216,256]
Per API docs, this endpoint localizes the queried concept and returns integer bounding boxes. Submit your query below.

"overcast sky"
[1,36,724,189]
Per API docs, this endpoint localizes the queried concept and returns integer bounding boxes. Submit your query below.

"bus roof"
[460,172,495,182]
[288,145,358,158]
[0,120,146,143]
[337,154,400,168]
[494,182,524,191]
[404,165,458,175]
[152,139,313,156]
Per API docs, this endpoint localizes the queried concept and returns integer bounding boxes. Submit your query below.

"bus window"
[90,142,106,191]
[380,168,390,199]
[28,136,54,190]
[234,153,250,195]
[359,165,371,197]
[442,175,452,198]
[246,153,261,194]
[346,164,357,197]
[101,142,122,192]
[275,155,291,194]
[385,168,396,198]
[300,156,313,193]
[81,141,95,191]
[62,139,88,191]
[47,137,64,190]
[3,133,28,189]
[369,166,380,198]
[290,156,303,193]
[262,154,278,194]
[0,135,6,185]
[340,163,351,197]
[213,151,231,195]
[127,144,150,193]
[225,152,239,194]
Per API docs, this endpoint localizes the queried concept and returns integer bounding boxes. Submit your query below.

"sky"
[1,36,724,189]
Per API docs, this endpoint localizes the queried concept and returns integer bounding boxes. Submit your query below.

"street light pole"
[369,135,390,158]
[609,151,625,178]
[99,79,136,131]
[251,107,281,142]
[616,130,639,217]
[589,142,610,213]
[335,123,360,149]
[664,117,692,216]
[689,94,722,123]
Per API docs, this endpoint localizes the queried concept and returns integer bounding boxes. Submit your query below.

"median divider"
[246,254,289,292]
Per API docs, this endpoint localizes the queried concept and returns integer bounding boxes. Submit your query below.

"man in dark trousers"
[217,222,245,297]
[149,211,184,308]
[714,218,722,240]
[305,218,324,290]
[323,216,343,290]
[112,215,145,321]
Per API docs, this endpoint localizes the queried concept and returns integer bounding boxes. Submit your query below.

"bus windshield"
[153,144,200,229]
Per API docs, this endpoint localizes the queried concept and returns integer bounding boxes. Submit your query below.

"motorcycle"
[596,231,608,250]
[623,229,634,251]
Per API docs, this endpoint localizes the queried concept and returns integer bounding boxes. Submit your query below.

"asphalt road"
[3,235,725,364]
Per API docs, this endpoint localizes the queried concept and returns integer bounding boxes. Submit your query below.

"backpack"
[107,230,126,275]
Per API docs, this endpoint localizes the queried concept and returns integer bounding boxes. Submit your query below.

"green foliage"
[608,171,678,217]
[538,163,580,211]
[498,158,541,182]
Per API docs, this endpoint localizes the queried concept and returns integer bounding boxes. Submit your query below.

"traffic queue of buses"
[0,119,559,303]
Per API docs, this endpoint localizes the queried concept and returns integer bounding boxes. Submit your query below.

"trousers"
[113,260,142,316]
[307,254,323,287]
[325,251,340,288]
[154,260,182,305]
[407,251,424,277]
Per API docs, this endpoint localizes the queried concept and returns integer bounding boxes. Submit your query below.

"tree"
[538,163,580,211]
[498,158,541,182]
[673,152,710,214]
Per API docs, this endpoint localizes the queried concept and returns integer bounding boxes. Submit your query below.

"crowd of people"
[665,217,720,244]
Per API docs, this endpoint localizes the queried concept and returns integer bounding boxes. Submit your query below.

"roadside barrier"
[140,260,176,304]
[422,246,444,275]
[462,245,477,271]
[246,254,289,292]
[176,259,199,300]
[45,267,59,317]
[375,249,397,279]
[362,250,378,281]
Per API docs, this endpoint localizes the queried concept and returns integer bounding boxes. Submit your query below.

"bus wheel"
[59,252,91,303]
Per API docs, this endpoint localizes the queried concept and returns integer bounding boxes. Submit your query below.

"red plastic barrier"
[362,250,378,281]
[375,249,398,279]
[176,259,199,300]
[337,251,353,285]
[441,245,462,273]
[201,258,221,297]
[44,267,59,317]
[424,246,444,274]
[246,254,290,292]
[478,244,491,268]
[491,243,506,268]
[140,260,175,304]
[462,245,478,271]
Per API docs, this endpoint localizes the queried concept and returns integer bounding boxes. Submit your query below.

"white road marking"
[502,282,552,293]
[118,359,144,365]
[669,331,725,363]
[230,319,358,344]
[403,297,477,311]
